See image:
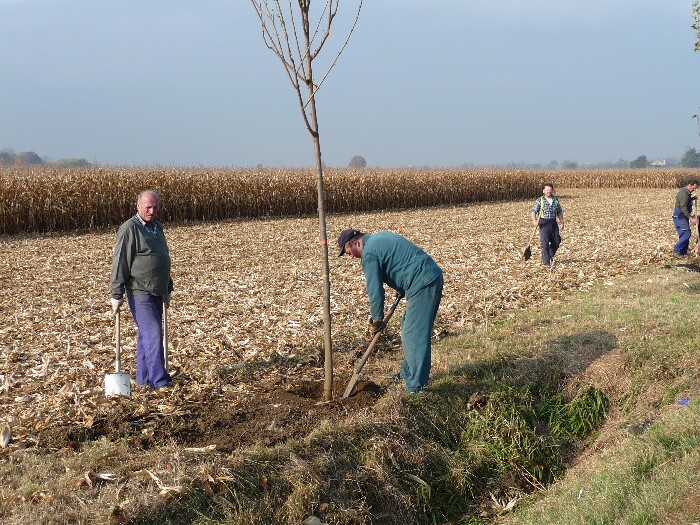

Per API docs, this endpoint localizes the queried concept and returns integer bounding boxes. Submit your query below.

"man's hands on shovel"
[366,318,385,337]
[110,297,124,314]
[343,293,404,399]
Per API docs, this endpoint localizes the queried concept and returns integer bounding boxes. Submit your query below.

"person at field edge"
[338,228,443,395]
[672,179,699,257]
[110,190,173,390]
[530,183,564,266]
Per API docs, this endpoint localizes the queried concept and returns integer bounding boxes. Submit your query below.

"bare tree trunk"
[312,134,333,401]
[304,63,333,401]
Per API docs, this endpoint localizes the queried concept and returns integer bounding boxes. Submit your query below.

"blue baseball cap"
[337,228,363,256]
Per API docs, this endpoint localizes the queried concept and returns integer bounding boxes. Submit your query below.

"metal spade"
[105,310,131,397]
[342,293,403,399]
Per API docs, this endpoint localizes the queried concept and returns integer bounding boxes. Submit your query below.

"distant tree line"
[628,148,700,169]
[346,150,699,171]
[0,148,90,168]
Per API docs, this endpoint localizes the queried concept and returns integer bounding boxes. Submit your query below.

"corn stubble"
[0,183,681,451]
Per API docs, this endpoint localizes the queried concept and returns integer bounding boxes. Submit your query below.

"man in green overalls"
[338,229,443,394]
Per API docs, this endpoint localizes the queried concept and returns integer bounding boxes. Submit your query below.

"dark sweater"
[110,215,173,298]
[674,187,694,218]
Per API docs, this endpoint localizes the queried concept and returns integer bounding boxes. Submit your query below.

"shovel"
[342,293,403,399]
[163,302,169,372]
[105,310,131,397]
[523,224,538,261]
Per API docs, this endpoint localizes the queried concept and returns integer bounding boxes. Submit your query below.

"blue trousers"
[127,293,171,389]
[400,274,443,393]
[539,219,561,264]
[673,215,692,255]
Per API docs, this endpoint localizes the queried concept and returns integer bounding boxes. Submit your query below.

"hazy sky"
[1,0,699,167]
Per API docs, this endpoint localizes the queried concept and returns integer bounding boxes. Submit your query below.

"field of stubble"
[0,187,679,447]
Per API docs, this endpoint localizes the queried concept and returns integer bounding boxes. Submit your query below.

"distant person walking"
[110,190,173,390]
[338,229,443,395]
[530,183,565,266]
[672,179,698,258]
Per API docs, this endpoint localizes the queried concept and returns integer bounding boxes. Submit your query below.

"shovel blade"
[523,245,532,261]
[105,372,131,397]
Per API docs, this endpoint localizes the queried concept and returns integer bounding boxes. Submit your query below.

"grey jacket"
[110,215,173,298]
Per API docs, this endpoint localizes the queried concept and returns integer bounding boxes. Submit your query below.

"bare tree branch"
[303,0,361,109]
[694,1,700,52]
[308,0,336,61]
[253,0,362,112]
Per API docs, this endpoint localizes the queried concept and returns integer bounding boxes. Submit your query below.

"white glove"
[110,297,124,314]
[164,294,171,309]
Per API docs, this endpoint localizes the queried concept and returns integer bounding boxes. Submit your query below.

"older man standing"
[338,228,443,395]
[672,179,699,258]
[110,190,173,390]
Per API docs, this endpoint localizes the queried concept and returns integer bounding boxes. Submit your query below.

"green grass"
[498,267,700,525]
[507,402,700,525]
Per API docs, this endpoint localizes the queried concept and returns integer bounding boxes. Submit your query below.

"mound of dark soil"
[38,379,384,453]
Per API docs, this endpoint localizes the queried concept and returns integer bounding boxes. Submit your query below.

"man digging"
[338,229,443,395]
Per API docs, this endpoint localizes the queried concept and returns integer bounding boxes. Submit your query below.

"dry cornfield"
[0,184,691,453]
[1,166,697,234]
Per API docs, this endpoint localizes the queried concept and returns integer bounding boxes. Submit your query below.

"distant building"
[650,158,666,167]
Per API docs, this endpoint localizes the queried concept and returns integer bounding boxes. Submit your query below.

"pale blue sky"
[1,0,699,167]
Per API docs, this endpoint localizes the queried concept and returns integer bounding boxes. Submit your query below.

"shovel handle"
[528,223,539,244]
[115,310,122,373]
[342,293,404,399]
[163,302,169,372]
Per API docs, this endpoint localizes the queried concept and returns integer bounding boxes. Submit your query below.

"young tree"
[252,0,362,401]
